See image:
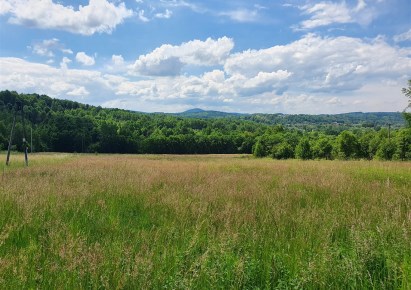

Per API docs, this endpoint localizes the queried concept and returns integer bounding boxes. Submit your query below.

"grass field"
[1,153,411,289]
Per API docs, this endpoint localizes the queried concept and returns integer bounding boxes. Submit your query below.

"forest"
[0,90,410,160]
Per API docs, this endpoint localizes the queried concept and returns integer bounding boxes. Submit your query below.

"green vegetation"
[1,90,410,160]
[0,154,410,289]
[403,80,411,127]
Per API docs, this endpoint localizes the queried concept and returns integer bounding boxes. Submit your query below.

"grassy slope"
[0,154,410,289]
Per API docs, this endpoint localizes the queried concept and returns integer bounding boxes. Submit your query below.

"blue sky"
[0,0,410,114]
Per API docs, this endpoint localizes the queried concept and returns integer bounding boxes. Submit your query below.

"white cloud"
[29,38,73,58]
[296,1,378,30]
[67,86,90,97]
[1,0,133,35]
[112,54,125,66]
[299,2,352,29]
[393,28,411,43]
[138,9,150,22]
[160,0,203,13]
[62,49,73,54]
[155,9,172,19]
[105,54,128,73]
[0,0,13,14]
[30,38,60,57]
[220,9,259,23]
[0,57,119,103]
[60,57,71,69]
[131,37,234,76]
[354,0,367,12]
[0,33,410,114]
[76,52,95,66]
[225,34,411,94]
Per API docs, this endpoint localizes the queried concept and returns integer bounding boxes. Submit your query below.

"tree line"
[0,89,410,160]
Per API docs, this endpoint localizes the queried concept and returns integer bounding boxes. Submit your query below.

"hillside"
[173,109,404,129]
[0,90,410,160]
[173,108,248,119]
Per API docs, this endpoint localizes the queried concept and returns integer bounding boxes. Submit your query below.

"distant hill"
[0,90,409,157]
[173,108,247,119]
[246,112,405,128]
[171,108,404,128]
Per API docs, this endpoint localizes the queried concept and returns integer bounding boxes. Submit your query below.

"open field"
[1,153,411,289]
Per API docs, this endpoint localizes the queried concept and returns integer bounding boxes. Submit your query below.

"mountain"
[173,108,248,119]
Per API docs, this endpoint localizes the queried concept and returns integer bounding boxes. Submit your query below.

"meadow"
[0,153,410,289]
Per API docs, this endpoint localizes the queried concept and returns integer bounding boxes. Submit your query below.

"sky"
[0,0,410,114]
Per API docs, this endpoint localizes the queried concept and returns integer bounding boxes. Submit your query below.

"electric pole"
[6,101,29,166]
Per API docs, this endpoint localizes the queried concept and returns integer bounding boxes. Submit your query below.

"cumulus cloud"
[0,57,119,103]
[131,37,234,76]
[0,0,133,35]
[0,33,410,114]
[76,52,95,66]
[225,34,411,94]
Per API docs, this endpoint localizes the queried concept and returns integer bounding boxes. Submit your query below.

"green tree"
[335,131,360,159]
[271,142,294,159]
[376,139,396,160]
[295,138,312,160]
[394,128,411,160]
[312,136,333,159]
[253,140,265,158]
[402,79,411,127]
[0,120,7,150]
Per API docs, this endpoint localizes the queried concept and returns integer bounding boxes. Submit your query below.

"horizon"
[0,0,410,114]
[2,90,406,116]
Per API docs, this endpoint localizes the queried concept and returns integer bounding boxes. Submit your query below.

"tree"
[394,128,411,160]
[295,138,312,160]
[376,139,396,160]
[271,142,294,159]
[312,136,333,160]
[402,79,411,127]
[253,140,265,158]
[335,131,359,159]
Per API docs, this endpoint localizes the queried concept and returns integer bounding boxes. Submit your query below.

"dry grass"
[0,153,410,289]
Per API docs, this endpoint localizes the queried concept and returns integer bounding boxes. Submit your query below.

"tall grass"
[0,154,410,289]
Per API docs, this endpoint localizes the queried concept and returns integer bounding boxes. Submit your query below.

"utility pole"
[388,123,391,141]
[6,101,29,166]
